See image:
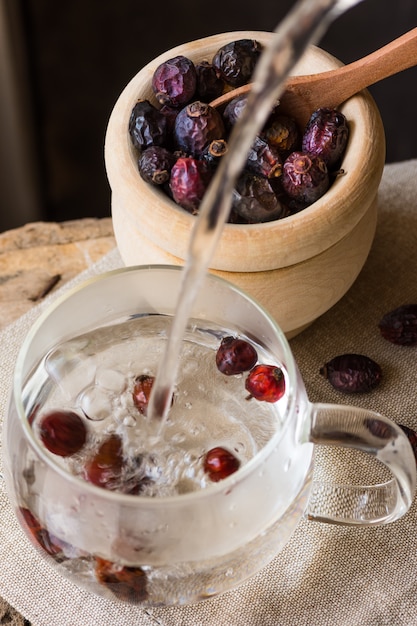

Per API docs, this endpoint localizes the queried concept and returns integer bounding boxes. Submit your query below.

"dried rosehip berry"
[281,151,329,206]
[159,104,180,134]
[84,434,123,490]
[245,136,282,179]
[18,507,62,556]
[233,172,287,223]
[212,39,263,87]
[302,108,349,168]
[174,101,225,157]
[320,353,382,393]
[38,410,87,457]
[195,60,225,102]
[245,364,286,402]
[203,447,240,482]
[138,146,176,186]
[398,424,417,464]
[216,336,258,375]
[201,139,228,170]
[169,156,212,214]
[222,94,247,130]
[95,557,148,603]
[152,55,197,107]
[262,113,301,156]
[378,304,417,346]
[132,374,154,415]
[128,100,168,151]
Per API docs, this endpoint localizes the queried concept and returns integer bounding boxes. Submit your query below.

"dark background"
[10,1,417,225]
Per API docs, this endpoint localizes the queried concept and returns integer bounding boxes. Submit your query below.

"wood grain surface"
[0,218,116,330]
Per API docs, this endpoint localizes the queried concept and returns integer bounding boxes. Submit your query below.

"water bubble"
[80,387,112,421]
[45,344,96,400]
[123,416,136,427]
[96,368,126,393]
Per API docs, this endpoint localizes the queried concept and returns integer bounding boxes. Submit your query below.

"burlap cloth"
[1,160,417,625]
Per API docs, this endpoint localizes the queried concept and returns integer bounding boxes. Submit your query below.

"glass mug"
[3,266,416,606]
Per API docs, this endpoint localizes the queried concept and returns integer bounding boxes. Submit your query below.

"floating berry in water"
[320,353,382,393]
[18,507,62,556]
[398,424,417,465]
[195,60,225,101]
[378,304,417,346]
[138,146,176,186]
[245,365,285,402]
[95,557,148,603]
[212,39,263,87]
[174,101,225,157]
[128,100,168,151]
[38,410,87,457]
[84,434,123,490]
[281,151,329,206]
[132,374,154,415]
[233,172,287,223]
[216,336,258,375]
[302,107,349,168]
[152,55,197,108]
[203,447,240,482]
[245,136,282,179]
[169,156,212,214]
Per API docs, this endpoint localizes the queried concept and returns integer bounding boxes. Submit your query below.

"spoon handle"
[291,26,417,108]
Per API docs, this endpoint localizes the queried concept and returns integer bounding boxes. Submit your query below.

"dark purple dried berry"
[169,156,212,213]
[212,39,263,87]
[398,424,417,464]
[262,113,301,156]
[281,151,329,205]
[245,136,283,179]
[222,94,247,130]
[174,101,225,157]
[320,353,382,393]
[138,146,176,185]
[159,104,180,134]
[128,100,168,151]
[195,61,225,102]
[201,139,228,169]
[152,55,197,107]
[216,336,258,375]
[378,304,417,346]
[233,172,288,223]
[302,107,349,168]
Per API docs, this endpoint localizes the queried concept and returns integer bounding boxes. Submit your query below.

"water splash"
[147,0,364,429]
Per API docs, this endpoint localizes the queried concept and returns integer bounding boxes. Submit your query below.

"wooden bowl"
[105,31,386,337]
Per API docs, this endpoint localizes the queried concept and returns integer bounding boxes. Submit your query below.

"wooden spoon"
[210,27,417,126]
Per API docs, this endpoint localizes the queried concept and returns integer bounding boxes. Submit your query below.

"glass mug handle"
[306,404,417,525]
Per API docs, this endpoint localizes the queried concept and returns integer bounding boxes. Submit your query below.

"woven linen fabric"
[1,160,417,626]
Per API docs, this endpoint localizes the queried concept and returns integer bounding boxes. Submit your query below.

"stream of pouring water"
[147,0,364,430]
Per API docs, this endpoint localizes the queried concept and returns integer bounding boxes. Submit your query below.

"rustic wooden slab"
[0,218,116,331]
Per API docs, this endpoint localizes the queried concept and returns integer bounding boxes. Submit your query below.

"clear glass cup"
[3,266,416,606]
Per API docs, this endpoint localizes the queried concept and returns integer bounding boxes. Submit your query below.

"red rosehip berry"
[95,557,148,603]
[245,364,285,402]
[132,374,155,415]
[38,410,87,457]
[216,336,258,375]
[84,434,123,490]
[203,446,240,482]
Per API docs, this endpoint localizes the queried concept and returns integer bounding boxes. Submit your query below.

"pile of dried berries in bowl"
[128,38,349,223]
